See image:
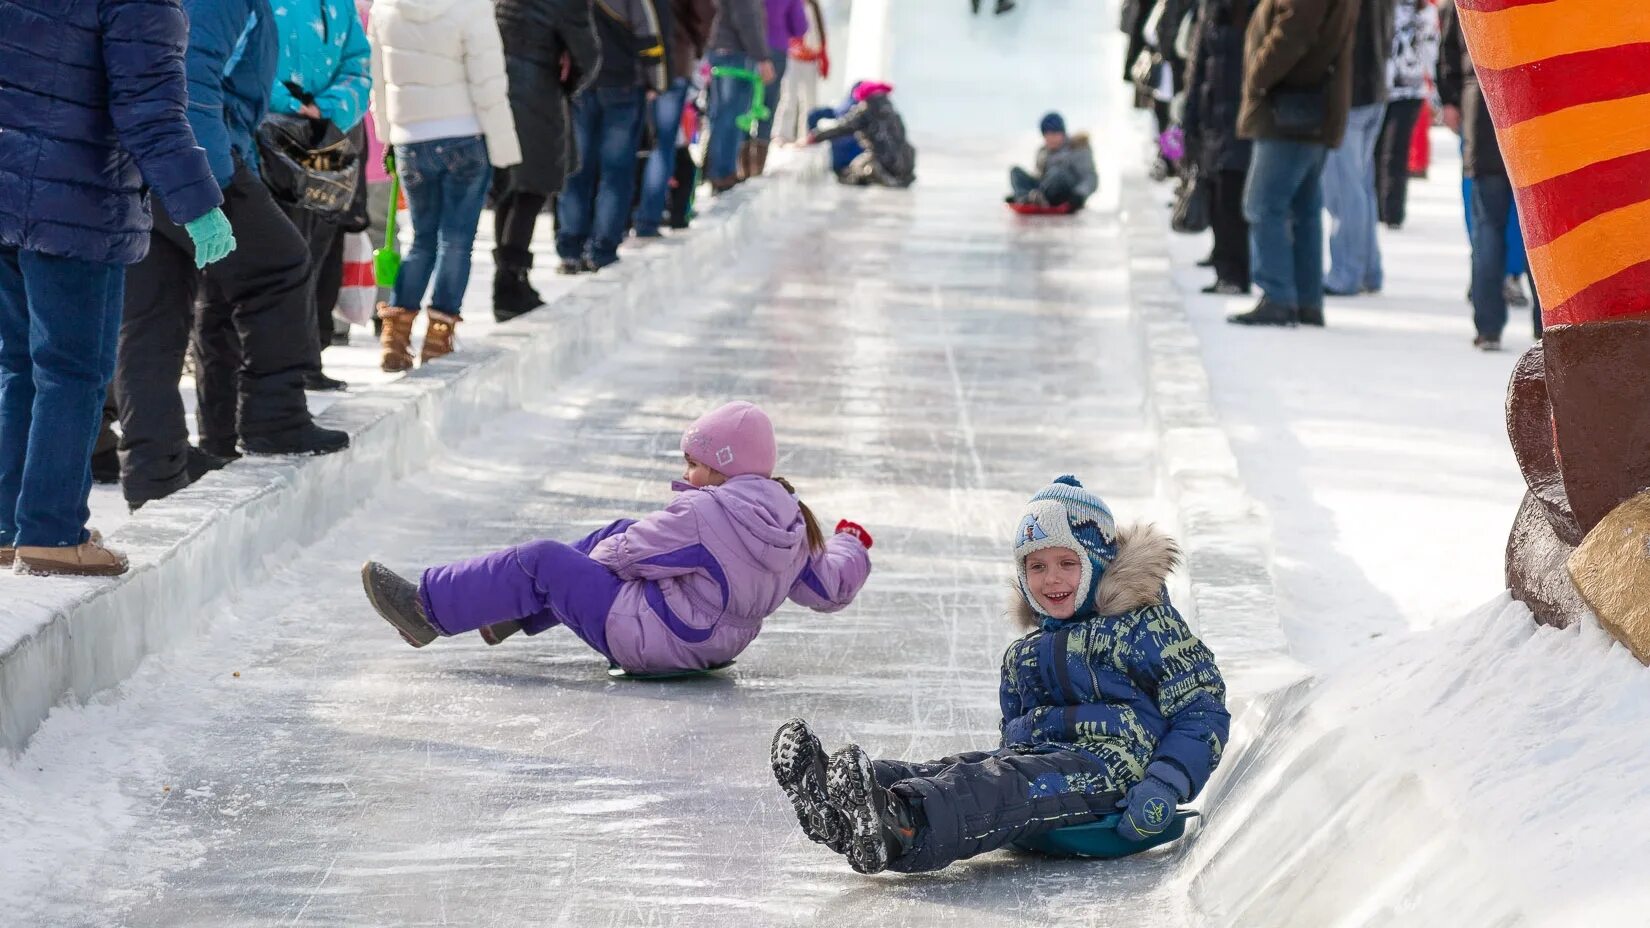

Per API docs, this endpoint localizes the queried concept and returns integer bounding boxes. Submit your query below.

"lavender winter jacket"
[590,476,871,672]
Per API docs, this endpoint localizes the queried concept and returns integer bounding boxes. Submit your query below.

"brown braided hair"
[772,477,824,552]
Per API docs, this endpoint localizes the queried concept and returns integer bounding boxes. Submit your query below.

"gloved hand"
[834,519,873,550]
[1115,763,1188,842]
[183,208,236,269]
[817,49,830,79]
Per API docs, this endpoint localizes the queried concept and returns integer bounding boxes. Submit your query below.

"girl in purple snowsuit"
[360,402,873,673]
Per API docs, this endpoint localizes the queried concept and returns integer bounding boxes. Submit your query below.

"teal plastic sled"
[1015,809,1197,859]
[607,660,736,681]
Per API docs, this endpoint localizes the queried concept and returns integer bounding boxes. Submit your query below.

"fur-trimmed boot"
[378,304,417,373]
[827,744,917,874]
[772,719,847,853]
[420,309,458,364]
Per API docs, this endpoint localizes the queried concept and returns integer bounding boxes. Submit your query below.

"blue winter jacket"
[268,0,371,131]
[0,0,222,265]
[999,524,1230,800]
[183,0,280,188]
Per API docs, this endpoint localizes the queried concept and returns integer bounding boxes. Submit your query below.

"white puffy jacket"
[369,0,521,167]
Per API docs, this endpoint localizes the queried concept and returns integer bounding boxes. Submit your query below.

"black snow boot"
[361,561,441,647]
[772,719,847,853]
[241,422,351,456]
[827,744,917,874]
[479,620,522,646]
[493,250,545,323]
[1227,296,1300,327]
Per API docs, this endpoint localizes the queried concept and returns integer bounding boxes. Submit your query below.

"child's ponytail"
[772,477,824,553]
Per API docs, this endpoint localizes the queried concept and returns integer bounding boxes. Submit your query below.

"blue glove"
[183,208,236,269]
[1115,762,1189,842]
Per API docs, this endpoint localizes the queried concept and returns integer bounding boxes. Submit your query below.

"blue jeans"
[391,135,493,315]
[1244,138,1329,308]
[0,245,123,548]
[1462,171,1529,277]
[1470,173,1542,340]
[707,51,757,180]
[558,86,646,267]
[755,47,789,141]
[634,78,691,236]
[1322,103,1385,292]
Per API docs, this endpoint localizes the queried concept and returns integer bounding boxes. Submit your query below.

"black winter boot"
[772,719,847,853]
[241,422,350,456]
[1227,296,1300,327]
[361,561,441,647]
[493,249,545,322]
[827,744,917,874]
[479,620,522,646]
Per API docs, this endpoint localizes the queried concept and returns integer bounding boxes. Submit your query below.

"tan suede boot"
[420,308,458,364]
[737,140,752,180]
[748,139,771,177]
[0,545,12,569]
[15,533,128,577]
[378,304,416,372]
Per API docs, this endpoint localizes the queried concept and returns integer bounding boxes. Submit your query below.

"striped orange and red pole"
[1457,0,1650,326]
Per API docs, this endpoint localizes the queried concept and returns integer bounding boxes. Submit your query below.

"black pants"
[117,166,313,503]
[493,189,549,271]
[1209,168,1251,288]
[873,747,1127,873]
[1376,99,1424,227]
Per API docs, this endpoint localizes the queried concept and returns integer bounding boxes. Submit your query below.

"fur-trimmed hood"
[1011,522,1181,629]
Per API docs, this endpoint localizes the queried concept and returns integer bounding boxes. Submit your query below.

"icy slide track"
[5,1,1645,925]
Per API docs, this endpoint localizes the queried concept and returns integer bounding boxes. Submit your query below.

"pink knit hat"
[681,402,777,478]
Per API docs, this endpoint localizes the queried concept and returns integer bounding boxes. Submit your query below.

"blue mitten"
[1115,762,1190,842]
[183,208,236,268]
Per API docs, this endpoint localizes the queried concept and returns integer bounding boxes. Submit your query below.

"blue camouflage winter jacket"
[0,0,222,265]
[268,0,371,131]
[183,0,280,187]
[999,524,1230,800]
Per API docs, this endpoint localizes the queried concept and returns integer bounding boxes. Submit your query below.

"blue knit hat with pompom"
[1013,475,1118,621]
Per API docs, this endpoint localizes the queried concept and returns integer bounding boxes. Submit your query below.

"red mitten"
[788,37,812,61]
[835,519,874,550]
[817,50,831,79]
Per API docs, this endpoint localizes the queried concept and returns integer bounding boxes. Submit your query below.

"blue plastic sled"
[607,660,736,681]
[1014,809,1197,859]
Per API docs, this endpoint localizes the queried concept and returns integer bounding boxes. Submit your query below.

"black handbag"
[256,82,360,219]
[1171,165,1211,234]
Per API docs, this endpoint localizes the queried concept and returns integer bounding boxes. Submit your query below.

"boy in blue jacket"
[772,476,1230,873]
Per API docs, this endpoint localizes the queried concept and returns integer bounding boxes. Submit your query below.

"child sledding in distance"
[1007,112,1099,212]
[806,81,917,188]
[772,476,1229,874]
[359,402,874,674]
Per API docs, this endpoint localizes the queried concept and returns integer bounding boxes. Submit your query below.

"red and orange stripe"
[1458,0,1650,325]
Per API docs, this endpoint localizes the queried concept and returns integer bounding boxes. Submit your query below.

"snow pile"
[1182,597,1650,926]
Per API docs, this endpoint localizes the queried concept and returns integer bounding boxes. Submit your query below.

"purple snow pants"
[418,519,637,659]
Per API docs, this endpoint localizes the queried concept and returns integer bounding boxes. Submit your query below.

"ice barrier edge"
[0,156,827,757]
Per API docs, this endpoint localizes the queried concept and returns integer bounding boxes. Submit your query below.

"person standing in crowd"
[773,0,829,146]
[634,0,717,239]
[370,0,522,371]
[1182,0,1254,295]
[1437,0,1538,351]
[1,0,233,575]
[1375,0,1438,230]
[743,0,809,178]
[1228,0,1359,327]
[265,0,371,390]
[117,0,351,513]
[490,0,600,320]
[705,0,773,193]
[1320,0,1393,297]
[554,0,667,273]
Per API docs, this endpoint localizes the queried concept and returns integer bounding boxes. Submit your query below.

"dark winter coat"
[494,0,599,196]
[593,0,667,91]
[1036,136,1100,204]
[183,0,280,187]
[1348,0,1395,108]
[1436,0,1503,178]
[0,0,222,266]
[1182,0,1253,175]
[811,93,916,187]
[709,0,768,60]
[668,0,717,82]
[1237,0,1360,147]
[1000,524,1230,800]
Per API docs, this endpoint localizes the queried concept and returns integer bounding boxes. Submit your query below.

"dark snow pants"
[873,747,1126,873]
[417,519,637,659]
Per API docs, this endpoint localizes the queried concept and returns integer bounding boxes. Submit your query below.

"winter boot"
[1227,296,1299,327]
[241,422,350,456]
[747,139,771,178]
[772,719,847,853]
[826,744,917,874]
[420,309,458,365]
[361,561,441,647]
[737,140,753,181]
[15,532,128,577]
[378,304,417,373]
[479,620,522,646]
[493,250,545,322]
[709,176,740,195]
[0,545,11,569]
